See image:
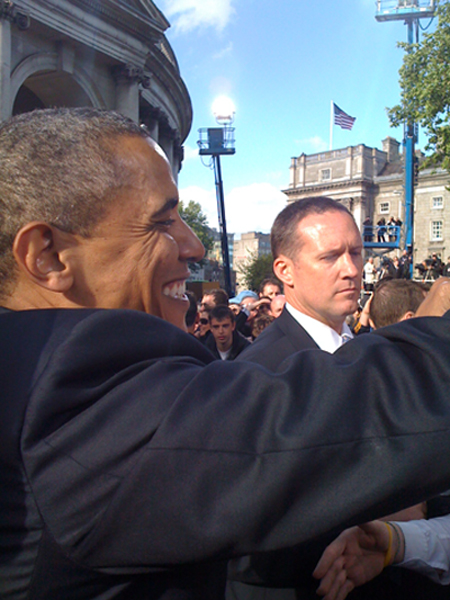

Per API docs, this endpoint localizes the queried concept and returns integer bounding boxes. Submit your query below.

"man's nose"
[342,253,360,277]
[178,219,205,263]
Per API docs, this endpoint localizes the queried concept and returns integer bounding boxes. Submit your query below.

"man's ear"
[399,311,415,322]
[12,222,74,292]
[273,255,294,287]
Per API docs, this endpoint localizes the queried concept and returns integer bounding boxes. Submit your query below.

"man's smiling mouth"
[163,280,187,300]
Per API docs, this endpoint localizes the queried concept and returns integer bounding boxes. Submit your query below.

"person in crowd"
[363,257,377,292]
[399,249,412,279]
[443,256,450,277]
[378,257,396,280]
[237,197,360,372]
[377,217,387,242]
[3,108,450,600]
[392,256,401,278]
[200,287,229,310]
[269,293,286,318]
[431,252,443,279]
[369,279,427,329]
[387,216,400,242]
[201,287,252,338]
[363,216,373,242]
[251,312,274,339]
[195,307,212,344]
[229,197,364,599]
[206,305,251,360]
[258,277,282,300]
[231,290,266,338]
[184,290,199,335]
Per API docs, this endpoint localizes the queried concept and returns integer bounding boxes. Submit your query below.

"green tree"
[178,200,214,268]
[388,1,450,170]
[239,252,275,292]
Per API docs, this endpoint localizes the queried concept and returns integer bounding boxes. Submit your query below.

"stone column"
[289,157,297,188]
[0,16,11,120]
[112,64,151,124]
[148,119,159,142]
[298,154,306,186]
[0,2,30,120]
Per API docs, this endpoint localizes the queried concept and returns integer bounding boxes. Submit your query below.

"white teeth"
[162,280,186,299]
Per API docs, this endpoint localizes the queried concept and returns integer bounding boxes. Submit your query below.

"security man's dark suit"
[237,307,318,370]
[3,307,450,599]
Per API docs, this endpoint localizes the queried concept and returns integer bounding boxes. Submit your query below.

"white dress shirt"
[285,303,353,354]
[396,515,450,584]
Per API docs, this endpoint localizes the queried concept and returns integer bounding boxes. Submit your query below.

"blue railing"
[363,225,401,248]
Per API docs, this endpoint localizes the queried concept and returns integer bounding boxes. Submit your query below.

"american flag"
[333,103,356,130]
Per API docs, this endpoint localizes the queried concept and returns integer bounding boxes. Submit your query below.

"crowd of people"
[186,278,286,360]
[362,216,402,244]
[3,108,450,600]
[415,252,450,280]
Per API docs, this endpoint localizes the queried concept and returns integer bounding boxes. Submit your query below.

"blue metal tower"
[198,124,236,296]
[375,0,436,274]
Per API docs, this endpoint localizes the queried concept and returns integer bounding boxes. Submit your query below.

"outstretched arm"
[313,521,404,600]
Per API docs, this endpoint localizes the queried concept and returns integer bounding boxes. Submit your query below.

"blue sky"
[157,0,434,234]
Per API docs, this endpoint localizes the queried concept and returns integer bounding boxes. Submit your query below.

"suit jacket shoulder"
[237,308,318,371]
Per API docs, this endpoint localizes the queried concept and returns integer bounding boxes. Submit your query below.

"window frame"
[379,201,390,214]
[431,220,443,241]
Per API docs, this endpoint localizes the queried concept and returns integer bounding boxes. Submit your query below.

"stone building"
[0,0,192,178]
[284,137,450,267]
[233,231,271,290]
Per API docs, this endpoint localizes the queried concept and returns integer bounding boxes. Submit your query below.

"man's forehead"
[299,212,359,239]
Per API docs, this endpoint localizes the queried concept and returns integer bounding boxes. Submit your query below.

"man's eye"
[154,219,175,229]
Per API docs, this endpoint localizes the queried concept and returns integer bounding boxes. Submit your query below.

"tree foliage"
[239,251,275,292]
[388,0,450,170]
[178,200,214,267]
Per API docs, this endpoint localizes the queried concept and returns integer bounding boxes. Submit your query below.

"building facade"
[284,137,450,267]
[233,231,271,289]
[0,0,192,178]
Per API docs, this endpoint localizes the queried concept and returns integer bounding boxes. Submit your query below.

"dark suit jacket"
[237,307,318,370]
[231,308,324,597]
[3,307,450,599]
[232,308,450,600]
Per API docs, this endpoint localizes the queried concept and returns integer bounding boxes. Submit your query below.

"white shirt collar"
[285,303,353,354]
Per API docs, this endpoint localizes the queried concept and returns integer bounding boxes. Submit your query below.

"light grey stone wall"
[0,0,192,179]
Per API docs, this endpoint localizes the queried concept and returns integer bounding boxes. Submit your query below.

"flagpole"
[329,101,333,150]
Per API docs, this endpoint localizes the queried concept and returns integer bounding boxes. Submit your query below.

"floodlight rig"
[198,107,236,296]
[375,0,436,275]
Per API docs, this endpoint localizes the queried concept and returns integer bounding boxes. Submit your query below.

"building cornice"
[14,0,164,65]
[283,178,377,197]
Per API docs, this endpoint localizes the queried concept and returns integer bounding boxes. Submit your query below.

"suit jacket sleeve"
[16,309,450,572]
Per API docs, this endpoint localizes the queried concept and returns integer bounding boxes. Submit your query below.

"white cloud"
[182,144,199,161]
[179,182,289,235]
[213,42,233,60]
[294,135,328,153]
[160,0,235,33]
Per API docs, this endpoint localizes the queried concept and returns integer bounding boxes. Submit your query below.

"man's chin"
[162,307,188,331]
